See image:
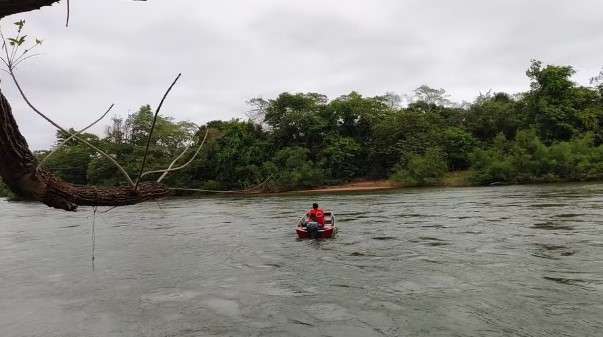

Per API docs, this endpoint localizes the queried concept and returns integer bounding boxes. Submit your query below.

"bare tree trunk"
[0,89,170,211]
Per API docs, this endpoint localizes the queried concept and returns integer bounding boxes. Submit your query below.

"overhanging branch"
[0,0,61,18]
[0,0,147,19]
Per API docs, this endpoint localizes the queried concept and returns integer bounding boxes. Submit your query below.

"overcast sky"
[3,0,603,149]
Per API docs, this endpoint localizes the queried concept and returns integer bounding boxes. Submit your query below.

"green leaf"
[14,20,25,32]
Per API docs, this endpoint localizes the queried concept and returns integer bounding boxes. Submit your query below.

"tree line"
[1,60,603,198]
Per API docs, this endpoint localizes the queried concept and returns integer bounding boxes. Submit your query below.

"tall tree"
[524,60,584,142]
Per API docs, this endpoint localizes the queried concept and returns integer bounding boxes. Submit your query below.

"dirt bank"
[294,180,402,194]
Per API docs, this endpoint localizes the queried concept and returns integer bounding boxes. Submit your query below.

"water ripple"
[2,183,603,336]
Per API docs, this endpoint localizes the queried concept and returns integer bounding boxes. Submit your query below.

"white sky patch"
[2,0,602,149]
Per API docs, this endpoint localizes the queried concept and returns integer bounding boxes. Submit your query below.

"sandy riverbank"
[171,172,475,197]
[288,171,475,194]
[292,180,402,194]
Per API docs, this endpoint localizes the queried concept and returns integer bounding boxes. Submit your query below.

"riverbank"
[279,171,476,195]
[8,169,597,200]
[295,180,402,194]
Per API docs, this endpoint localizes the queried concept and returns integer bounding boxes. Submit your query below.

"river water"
[1,183,603,337]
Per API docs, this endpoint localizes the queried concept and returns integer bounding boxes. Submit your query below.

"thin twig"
[140,127,209,182]
[8,70,135,186]
[101,205,119,214]
[12,53,42,69]
[91,206,97,271]
[66,0,71,28]
[0,29,12,66]
[12,41,42,66]
[134,73,182,190]
[38,103,114,170]
[0,24,134,187]
[0,58,9,70]
[9,27,20,64]
[154,144,191,177]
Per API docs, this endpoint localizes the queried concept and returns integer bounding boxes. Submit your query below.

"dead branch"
[8,70,135,186]
[65,0,70,27]
[0,89,170,211]
[134,73,181,190]
[37,103,114,170]
[157,128,208,182]
[0,27,134,185]
[0,25,135,186]
[139,127,209,182]
[0,0,176,211]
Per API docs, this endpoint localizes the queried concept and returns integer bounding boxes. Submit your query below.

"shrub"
[319,136,364,181]
[201,180,223,191]
[272,147,325,190]
[440,127,477,170]
[469,130,603,184]
[391,148,447,186]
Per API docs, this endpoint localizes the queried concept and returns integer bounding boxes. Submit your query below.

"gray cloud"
[2,0,602,149]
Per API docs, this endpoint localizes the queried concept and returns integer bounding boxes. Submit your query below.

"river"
[1,183,603,337]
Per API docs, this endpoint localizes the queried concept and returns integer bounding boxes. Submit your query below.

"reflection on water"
[2,183,603,336]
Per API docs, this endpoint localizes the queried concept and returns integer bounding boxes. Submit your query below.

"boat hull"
[296,226,336,239]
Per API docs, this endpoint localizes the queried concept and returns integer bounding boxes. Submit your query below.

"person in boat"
[305,203,325,227]
[302,203,325,238]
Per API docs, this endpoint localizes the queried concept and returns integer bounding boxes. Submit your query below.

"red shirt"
[307,208,325,226]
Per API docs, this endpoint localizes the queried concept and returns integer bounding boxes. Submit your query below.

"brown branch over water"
[0,89,170,211]
[0,0,181,211]
[7,70,135,186]
[134,73,181,190]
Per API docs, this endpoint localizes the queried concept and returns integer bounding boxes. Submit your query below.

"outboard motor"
[306,222,321,239]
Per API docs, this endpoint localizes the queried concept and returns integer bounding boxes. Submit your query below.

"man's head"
[312,203,319,209]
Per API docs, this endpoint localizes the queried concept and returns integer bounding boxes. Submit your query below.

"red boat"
[296,211,336,239]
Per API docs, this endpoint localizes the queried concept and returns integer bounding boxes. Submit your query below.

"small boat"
[296,211,336,239]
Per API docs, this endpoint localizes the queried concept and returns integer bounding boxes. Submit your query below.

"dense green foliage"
[391,148,448,186]
[470,131,603,185]
[2,60,602,196]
